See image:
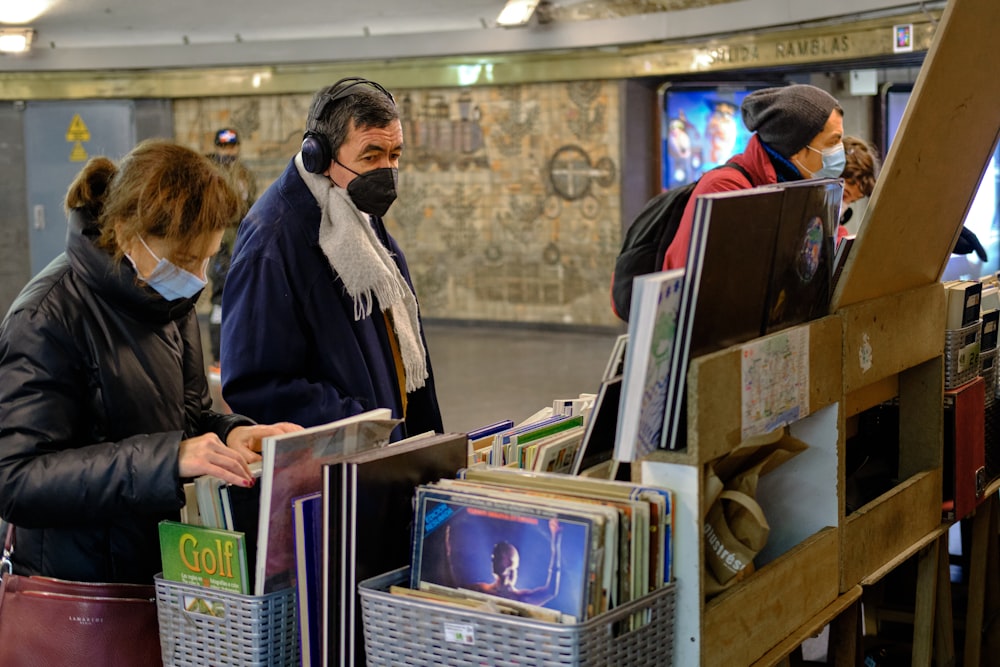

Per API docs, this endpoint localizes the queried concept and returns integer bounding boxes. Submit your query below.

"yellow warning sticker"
[66,114,90,142]
[69,142,89,162]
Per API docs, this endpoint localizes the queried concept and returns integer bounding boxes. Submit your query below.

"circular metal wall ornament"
[594,156,616,187]
[548,145,593,201]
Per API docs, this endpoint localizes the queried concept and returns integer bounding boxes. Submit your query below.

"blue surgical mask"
[126,236,208,301]
[801,142,846,179]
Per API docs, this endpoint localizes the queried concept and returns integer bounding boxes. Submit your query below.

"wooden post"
[934,533,956,666]
[912,539,939,666]
[964,490,999,665]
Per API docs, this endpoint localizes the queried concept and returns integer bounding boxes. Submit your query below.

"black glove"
[839,208,853,226]
[953,226,988,262]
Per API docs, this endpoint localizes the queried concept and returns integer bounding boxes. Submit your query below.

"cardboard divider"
[647,315,842,467]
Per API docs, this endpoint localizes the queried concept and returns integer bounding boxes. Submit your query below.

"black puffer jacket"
[0,211,252,584]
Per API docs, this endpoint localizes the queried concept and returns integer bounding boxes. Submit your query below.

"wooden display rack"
[633,0,999,661]
[642,316,844,666]
[827,0,999,648]
[639,292,945,665]
[837,282,945,591]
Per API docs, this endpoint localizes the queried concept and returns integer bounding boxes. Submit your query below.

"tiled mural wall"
[173,80,623,329]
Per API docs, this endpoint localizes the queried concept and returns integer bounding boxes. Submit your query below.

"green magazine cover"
[158,520,249,594]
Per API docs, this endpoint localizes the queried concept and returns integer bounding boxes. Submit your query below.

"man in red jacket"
[663,84,844,269]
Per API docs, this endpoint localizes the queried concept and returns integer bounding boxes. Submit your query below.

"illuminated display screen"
[660,84,768,191]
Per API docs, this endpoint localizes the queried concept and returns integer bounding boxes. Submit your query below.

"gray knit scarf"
[295,153,428,393]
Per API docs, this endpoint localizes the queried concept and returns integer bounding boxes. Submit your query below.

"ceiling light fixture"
[496,0,540,27]
[0,28,34,54]
[0,0,49,25]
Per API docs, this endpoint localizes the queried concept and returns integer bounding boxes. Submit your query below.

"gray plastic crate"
[358,567,674,667]
[945,320,981,390]
[154,574,298,667]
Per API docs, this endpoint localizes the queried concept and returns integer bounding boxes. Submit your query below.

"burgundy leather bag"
[0,524,163,667]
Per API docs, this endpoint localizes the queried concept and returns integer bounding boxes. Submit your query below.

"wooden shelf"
[641,317,842,665]
[838,285,945,591]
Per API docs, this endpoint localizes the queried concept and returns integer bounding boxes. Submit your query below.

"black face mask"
[337,161,398,217]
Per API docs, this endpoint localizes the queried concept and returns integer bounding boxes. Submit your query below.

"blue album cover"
[291,492,323,667]
[411,489,594,621]
[466,419,515,441]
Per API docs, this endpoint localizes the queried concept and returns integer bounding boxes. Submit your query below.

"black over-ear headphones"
[300,77,396,174]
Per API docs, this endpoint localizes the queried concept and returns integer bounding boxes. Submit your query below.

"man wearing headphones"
[219,78,443,440]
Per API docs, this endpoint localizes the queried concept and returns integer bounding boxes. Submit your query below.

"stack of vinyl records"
[944,319,981,391]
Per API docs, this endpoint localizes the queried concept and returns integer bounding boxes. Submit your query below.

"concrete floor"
[423,321,622,434]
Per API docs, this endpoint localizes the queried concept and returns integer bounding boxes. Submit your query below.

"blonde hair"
[65,139,242,263]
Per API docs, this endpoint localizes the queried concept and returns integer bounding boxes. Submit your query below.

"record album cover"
[411,489,595,622]
[762,178,840,335]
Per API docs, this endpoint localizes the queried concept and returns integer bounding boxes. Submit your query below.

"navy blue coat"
[220,159,443,438]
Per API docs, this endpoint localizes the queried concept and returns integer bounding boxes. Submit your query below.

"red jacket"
[662,134,777,270]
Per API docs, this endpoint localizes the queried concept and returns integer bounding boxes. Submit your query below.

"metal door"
[23,100,135,275]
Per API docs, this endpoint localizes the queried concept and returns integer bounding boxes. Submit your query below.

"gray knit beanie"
[741,84,839,158]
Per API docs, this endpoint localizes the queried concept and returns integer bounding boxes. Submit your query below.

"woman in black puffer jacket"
[0,140,299,584]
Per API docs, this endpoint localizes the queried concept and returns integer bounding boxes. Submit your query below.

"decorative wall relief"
[174,80,622,327]
[492,86,541,157]
[399,93,489,171]
[567,81,606,141]
[438,184,484,259]
[494,193,549,249]
[389,181,432,245]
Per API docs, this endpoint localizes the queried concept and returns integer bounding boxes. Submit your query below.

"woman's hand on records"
[226,422,303,462]
[179,432,256,487]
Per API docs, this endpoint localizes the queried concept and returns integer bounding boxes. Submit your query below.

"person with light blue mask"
[125,234,212,301]
[0,140,301,599]
[663,83,843,270]
[740,83,845,181]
